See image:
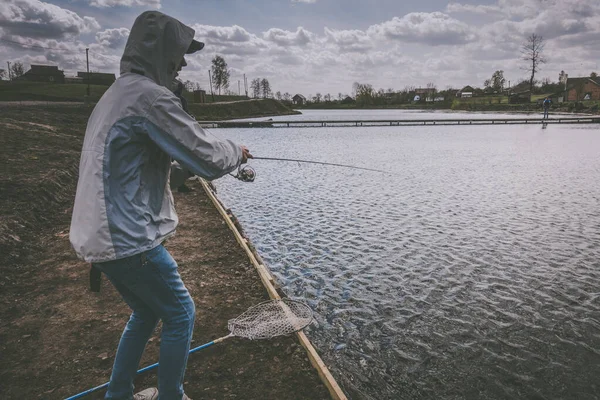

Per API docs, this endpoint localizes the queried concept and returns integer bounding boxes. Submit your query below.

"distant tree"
[0,68,6,80]
[491,70,505,90]
[11,61,25,78]
[250,78,261,98]
[484,79,492,89]
[260,78,271,98]
[183,80,194,92]
[591,72,598,78]
[283,92,291,102]
[314,93,322,103]
[211,55,230,95]
[275,91,282,100]
[521,34,546,100]
[354,82,374,106]
[338,92,343,101]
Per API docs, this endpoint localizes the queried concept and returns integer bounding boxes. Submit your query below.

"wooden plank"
[199,179,348,400]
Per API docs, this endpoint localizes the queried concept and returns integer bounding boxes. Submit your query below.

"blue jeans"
[94,244,195,400]
[543,108,549,119]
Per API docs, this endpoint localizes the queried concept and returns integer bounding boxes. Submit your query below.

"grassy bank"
[0,81,298,119]
[188,98,300,120]
[296,98,600,115]
[0,81,109,102]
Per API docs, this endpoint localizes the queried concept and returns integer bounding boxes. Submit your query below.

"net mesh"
[227,299,313,340]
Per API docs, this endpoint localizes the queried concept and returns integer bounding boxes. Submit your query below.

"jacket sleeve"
[143,92,242,180]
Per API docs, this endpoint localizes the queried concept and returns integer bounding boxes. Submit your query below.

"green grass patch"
[0,81,110,102]
[453,96,509,105]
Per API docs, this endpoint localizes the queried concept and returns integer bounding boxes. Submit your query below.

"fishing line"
[229,156,388,182]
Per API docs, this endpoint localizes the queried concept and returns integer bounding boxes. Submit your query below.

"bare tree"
[11,61,25,78]
[283,92,291,102]
[275,91,282,100]
[211,55,230,95]
[521,34,546,100]
[591,72,598,79]
[0,69,6,80]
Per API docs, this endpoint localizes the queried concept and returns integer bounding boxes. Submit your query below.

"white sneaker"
[134,387,159,400]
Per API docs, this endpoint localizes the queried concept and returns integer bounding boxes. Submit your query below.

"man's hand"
[241,146,253,164]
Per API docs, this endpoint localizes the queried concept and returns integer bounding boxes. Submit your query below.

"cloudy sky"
[1,0,599,96]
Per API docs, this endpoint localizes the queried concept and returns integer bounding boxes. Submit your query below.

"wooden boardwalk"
[199,116,600,129]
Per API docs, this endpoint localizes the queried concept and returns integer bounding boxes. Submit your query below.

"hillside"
[0,81,299,119]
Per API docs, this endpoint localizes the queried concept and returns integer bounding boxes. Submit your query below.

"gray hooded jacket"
[70,11,242,263]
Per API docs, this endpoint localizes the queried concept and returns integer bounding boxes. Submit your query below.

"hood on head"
[120,11,197,88]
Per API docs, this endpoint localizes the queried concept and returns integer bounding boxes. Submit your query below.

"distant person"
[69,10,252,400]
[543,97,552,119]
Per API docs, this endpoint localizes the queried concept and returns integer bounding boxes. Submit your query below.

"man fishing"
[70,10,252,400]
[543,97,552,119]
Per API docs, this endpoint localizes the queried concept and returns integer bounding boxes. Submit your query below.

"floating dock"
[199,116,600,129]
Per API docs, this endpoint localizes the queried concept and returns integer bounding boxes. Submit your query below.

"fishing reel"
[230,165,256,183]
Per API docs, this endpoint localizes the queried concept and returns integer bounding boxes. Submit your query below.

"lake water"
[212,109,600,399]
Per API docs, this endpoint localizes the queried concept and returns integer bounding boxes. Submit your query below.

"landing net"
[227,298,313,340]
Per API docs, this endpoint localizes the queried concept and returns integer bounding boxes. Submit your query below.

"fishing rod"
[229,156,388,182]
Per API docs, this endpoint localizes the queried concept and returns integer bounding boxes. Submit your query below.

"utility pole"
[243,74,248,97]
[238,80,240,95]
[7,61,11,81]
[86,48,90,97]
[208,70,215,102]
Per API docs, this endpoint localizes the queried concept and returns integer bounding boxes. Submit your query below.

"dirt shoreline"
[0,106,331,399]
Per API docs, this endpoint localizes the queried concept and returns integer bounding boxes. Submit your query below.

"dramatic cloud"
[323,27,372,52]
[95,27,129,49]
[263,27,313,46]
[0,0,99,39]
[446,3,502,15]
[90,0,161,8]
[367,12,476,46]
[192,24,255,45]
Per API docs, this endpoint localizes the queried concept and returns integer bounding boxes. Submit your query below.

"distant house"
[292,94,306,105]
[456,86,475,98]
[19,65,65,83]
[341,95,355,104]
[565,77,600,101]
[77,72,116,85]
